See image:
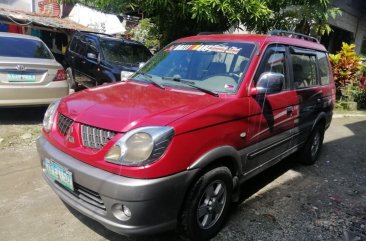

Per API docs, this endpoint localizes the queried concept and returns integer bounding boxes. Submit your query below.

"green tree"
[130,18,160,48]
[62,0,340,45]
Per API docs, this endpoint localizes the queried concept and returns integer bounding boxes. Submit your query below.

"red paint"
[43,34,335,179]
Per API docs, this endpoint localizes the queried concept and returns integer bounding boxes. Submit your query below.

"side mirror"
[87,53,97,60]
[252,72,284,95]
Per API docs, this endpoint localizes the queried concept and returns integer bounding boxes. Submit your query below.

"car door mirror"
[87,53,97,60]
[252,72,284,95]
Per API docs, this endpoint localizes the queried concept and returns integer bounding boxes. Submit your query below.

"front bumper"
[36,136,198,236]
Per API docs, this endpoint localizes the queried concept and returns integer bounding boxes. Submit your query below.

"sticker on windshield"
[165,44,242,55]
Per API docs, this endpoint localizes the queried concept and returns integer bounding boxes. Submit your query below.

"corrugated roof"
[0,7,93,31]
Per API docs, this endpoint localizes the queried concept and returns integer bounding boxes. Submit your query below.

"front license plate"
[7,72,36,82]
[43,159,74,191]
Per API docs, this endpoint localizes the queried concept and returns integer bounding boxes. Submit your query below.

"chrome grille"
[57,113,73,136]
[81,124,116,149]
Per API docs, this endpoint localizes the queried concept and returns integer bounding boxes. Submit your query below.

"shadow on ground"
[0,107,47,125]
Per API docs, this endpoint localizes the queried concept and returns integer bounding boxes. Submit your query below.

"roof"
[0,31,42,40]
[0,7,92,32]
[176,34,327,52]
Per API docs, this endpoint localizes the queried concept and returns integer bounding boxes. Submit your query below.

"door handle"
[286,106,294,115]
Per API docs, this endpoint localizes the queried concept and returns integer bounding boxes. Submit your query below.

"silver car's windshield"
[133,41,255,94]
[0,37,53,59]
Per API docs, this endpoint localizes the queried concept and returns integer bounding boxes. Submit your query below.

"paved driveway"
[0,108,365,241]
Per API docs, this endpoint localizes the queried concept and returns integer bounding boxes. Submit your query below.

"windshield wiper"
[162,76,219,97]
[134,71,165,89]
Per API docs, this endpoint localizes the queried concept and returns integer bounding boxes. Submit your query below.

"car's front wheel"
[179,166,232,241]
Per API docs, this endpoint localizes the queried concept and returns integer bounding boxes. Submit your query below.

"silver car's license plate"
[7,72,36,82]
[43,159,74,191]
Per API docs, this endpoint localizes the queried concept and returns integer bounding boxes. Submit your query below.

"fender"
[312,112,327,131]
[187,146,242,176]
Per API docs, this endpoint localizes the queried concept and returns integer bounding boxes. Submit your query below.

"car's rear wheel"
[299,124,325,165]
[179,166,232,241]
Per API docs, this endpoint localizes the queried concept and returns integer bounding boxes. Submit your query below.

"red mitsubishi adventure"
[37,30,335,240]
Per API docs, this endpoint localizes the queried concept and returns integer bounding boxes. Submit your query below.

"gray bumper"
[36,136,198,236]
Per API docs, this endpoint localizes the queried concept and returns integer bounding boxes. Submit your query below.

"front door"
[243,45,297,174]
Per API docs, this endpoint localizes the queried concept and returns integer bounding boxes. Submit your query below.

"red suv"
[37,31,335,240]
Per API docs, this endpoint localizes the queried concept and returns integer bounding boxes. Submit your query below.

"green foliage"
[130,18,160,48]
[329,43,361,100]
[246,0,341,36]
[63,0,341,45]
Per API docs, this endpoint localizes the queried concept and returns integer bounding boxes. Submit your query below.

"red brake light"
[54,69,67,81]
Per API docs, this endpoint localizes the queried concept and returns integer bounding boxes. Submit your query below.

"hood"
[58,81,221,133]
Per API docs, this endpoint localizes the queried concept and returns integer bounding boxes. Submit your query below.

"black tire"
[299,124,325,165]
[179,166,232,241]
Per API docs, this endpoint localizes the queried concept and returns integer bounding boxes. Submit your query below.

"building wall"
[330,0,366,54]
[0,0,44,13]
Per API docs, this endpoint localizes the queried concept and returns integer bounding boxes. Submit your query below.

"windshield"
[0,37,53,59]
[133,41,255,94]
[100,39,152,65]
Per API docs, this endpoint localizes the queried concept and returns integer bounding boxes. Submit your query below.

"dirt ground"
[0,107,365,241]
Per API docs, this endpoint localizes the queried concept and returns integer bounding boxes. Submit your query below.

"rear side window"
[0,37,53,59]
[291,54,318,88]
[317,52,330,85]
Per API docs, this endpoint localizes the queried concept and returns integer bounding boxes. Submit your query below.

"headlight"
[105,126,174,166]
[43,99,61,132]
[121,71,134,81]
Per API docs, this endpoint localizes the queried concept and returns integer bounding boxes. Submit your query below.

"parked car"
[64,31,153,89]
[0,32,68,107]
[37,31,335,240]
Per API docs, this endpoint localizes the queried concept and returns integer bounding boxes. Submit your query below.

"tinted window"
[85,37,99,56]
[100,38,152,65]
[255,46,288,90]
[292,54,318,88]
[0,37,53,59]
[317,52,330,85]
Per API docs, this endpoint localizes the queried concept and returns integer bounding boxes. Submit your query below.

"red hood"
[58,81,221,133]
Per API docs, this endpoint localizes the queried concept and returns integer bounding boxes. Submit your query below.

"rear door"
[244,45,298,174]
[289,47,323,146]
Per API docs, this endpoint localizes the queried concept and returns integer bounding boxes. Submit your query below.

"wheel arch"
[187,145,242,177]
[312,112,327,132]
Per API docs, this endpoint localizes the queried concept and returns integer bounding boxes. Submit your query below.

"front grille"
[81,124,116,149]
[56,182,106,211]
[57,113,73,136]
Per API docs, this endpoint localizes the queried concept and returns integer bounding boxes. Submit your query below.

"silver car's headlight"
[105,126,174,166]
[43,99,61,132]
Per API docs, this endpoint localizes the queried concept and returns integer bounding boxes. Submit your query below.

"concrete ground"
[0,108,365,241]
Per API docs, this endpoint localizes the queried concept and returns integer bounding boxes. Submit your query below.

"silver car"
[0,32,69,106]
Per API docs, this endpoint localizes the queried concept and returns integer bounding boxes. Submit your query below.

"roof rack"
[268,30,319,43]
[196,32,222,36]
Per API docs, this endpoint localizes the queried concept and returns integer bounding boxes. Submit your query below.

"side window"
[69,37,77,52]
[75,36,87,56]
[255,46,288,90]
[317,52,330,85]
[85,37,99,56]
[291,53,318,88]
